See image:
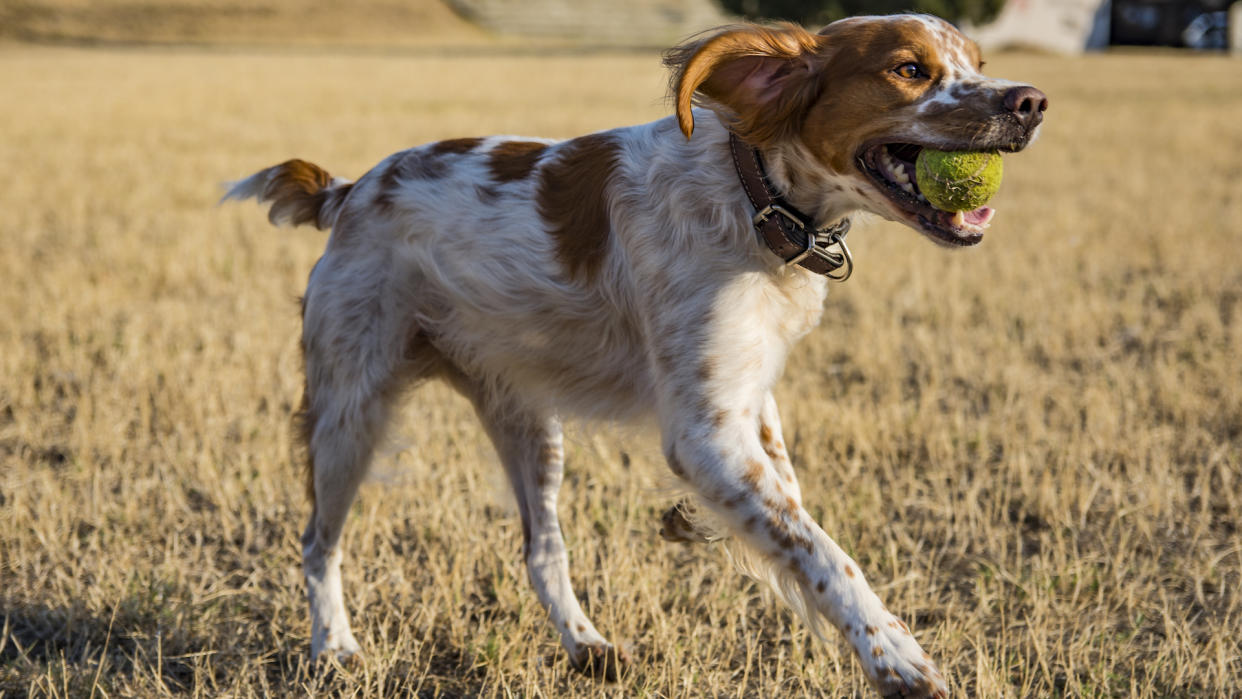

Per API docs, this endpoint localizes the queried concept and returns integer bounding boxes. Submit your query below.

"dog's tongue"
[964,206,994,227]
[943,206,995,230]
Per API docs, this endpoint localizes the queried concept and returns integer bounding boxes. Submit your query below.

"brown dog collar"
[728,132,852,281]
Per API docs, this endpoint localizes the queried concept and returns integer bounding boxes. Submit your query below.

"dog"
[225,14,1045,697]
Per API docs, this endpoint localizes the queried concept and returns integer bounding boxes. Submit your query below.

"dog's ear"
[664,23,826,145]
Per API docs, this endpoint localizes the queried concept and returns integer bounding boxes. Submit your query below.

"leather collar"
[728,132,852,280]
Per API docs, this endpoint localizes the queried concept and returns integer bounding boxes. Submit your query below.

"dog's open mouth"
[858,143,996,246]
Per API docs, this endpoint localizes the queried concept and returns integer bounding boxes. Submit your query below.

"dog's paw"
[311,631,362,667]
[568,642,631,681]
[860,621,947,698]
[875,666,947,699]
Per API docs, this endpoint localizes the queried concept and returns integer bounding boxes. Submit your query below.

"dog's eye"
[894,63,923,80]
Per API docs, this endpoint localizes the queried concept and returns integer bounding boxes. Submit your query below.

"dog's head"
[666,14,1046,246]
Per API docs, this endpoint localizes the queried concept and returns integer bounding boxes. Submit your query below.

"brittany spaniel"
[226,14,1045,697]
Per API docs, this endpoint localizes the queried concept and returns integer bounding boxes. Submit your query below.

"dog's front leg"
[660,387,948,698]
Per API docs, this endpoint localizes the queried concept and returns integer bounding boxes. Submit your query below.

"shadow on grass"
[0,586,316,696]
[0,592,496,697]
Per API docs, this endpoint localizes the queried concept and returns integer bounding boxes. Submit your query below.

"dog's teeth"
[895,170,910,184]
[900,181,915,194]
[951,211,966,227]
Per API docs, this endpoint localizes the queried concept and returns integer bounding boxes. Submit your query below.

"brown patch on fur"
[488,140,548,182]
[259,159,351,229]
[431,137,483,156]
[374,153,440,213]
[663,24,826,145]
[816,579,826,594]
[742,459,764,488]
[712,409,728,428]
[765,514,813,553]
[789,556,809,585]
[759,423,786,461]
[865,625,877,636]
[872,646,885,657]
[696,360,713,383]
[722,490,744,509]
[844,564,855,578]
[537,133,620,282]
[538,443,563,465]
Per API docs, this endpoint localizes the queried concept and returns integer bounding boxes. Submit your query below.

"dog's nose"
[1003,86,1047,131]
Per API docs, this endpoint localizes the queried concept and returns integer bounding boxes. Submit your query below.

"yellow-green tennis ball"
[915,149,1003,212]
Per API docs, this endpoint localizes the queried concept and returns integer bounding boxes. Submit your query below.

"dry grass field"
[1,39,1240,698]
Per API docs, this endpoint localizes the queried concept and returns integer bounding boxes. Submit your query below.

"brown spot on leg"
[759,423,785,461]
[742,459,764,488]
[872,646,885,657]
[537,133,620,283]
[816,579,826,593]
[538,443,563,465]
[488,140,548,182]
[844,564,855,578]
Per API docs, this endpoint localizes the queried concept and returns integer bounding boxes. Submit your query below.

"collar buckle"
[752,204,852,281]
[731,132,854,282]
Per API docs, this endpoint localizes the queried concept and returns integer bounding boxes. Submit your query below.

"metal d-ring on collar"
[729,132,853,281]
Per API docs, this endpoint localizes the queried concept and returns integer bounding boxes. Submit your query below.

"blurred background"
[1,1,1239,698]
[0,0,1239,50]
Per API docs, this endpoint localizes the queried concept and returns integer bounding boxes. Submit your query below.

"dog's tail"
[221,159,353,231]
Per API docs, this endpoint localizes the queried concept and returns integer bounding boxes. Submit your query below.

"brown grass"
[0,0,489,47]
[0,43,1239,698]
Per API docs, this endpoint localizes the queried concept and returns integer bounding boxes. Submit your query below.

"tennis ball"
[915,149,1003,212]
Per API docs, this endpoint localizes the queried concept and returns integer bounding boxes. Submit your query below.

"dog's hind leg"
[453,378,629,680]
[296,256,420,663]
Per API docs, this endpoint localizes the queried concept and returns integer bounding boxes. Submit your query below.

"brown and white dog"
[226,14,1044,697]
